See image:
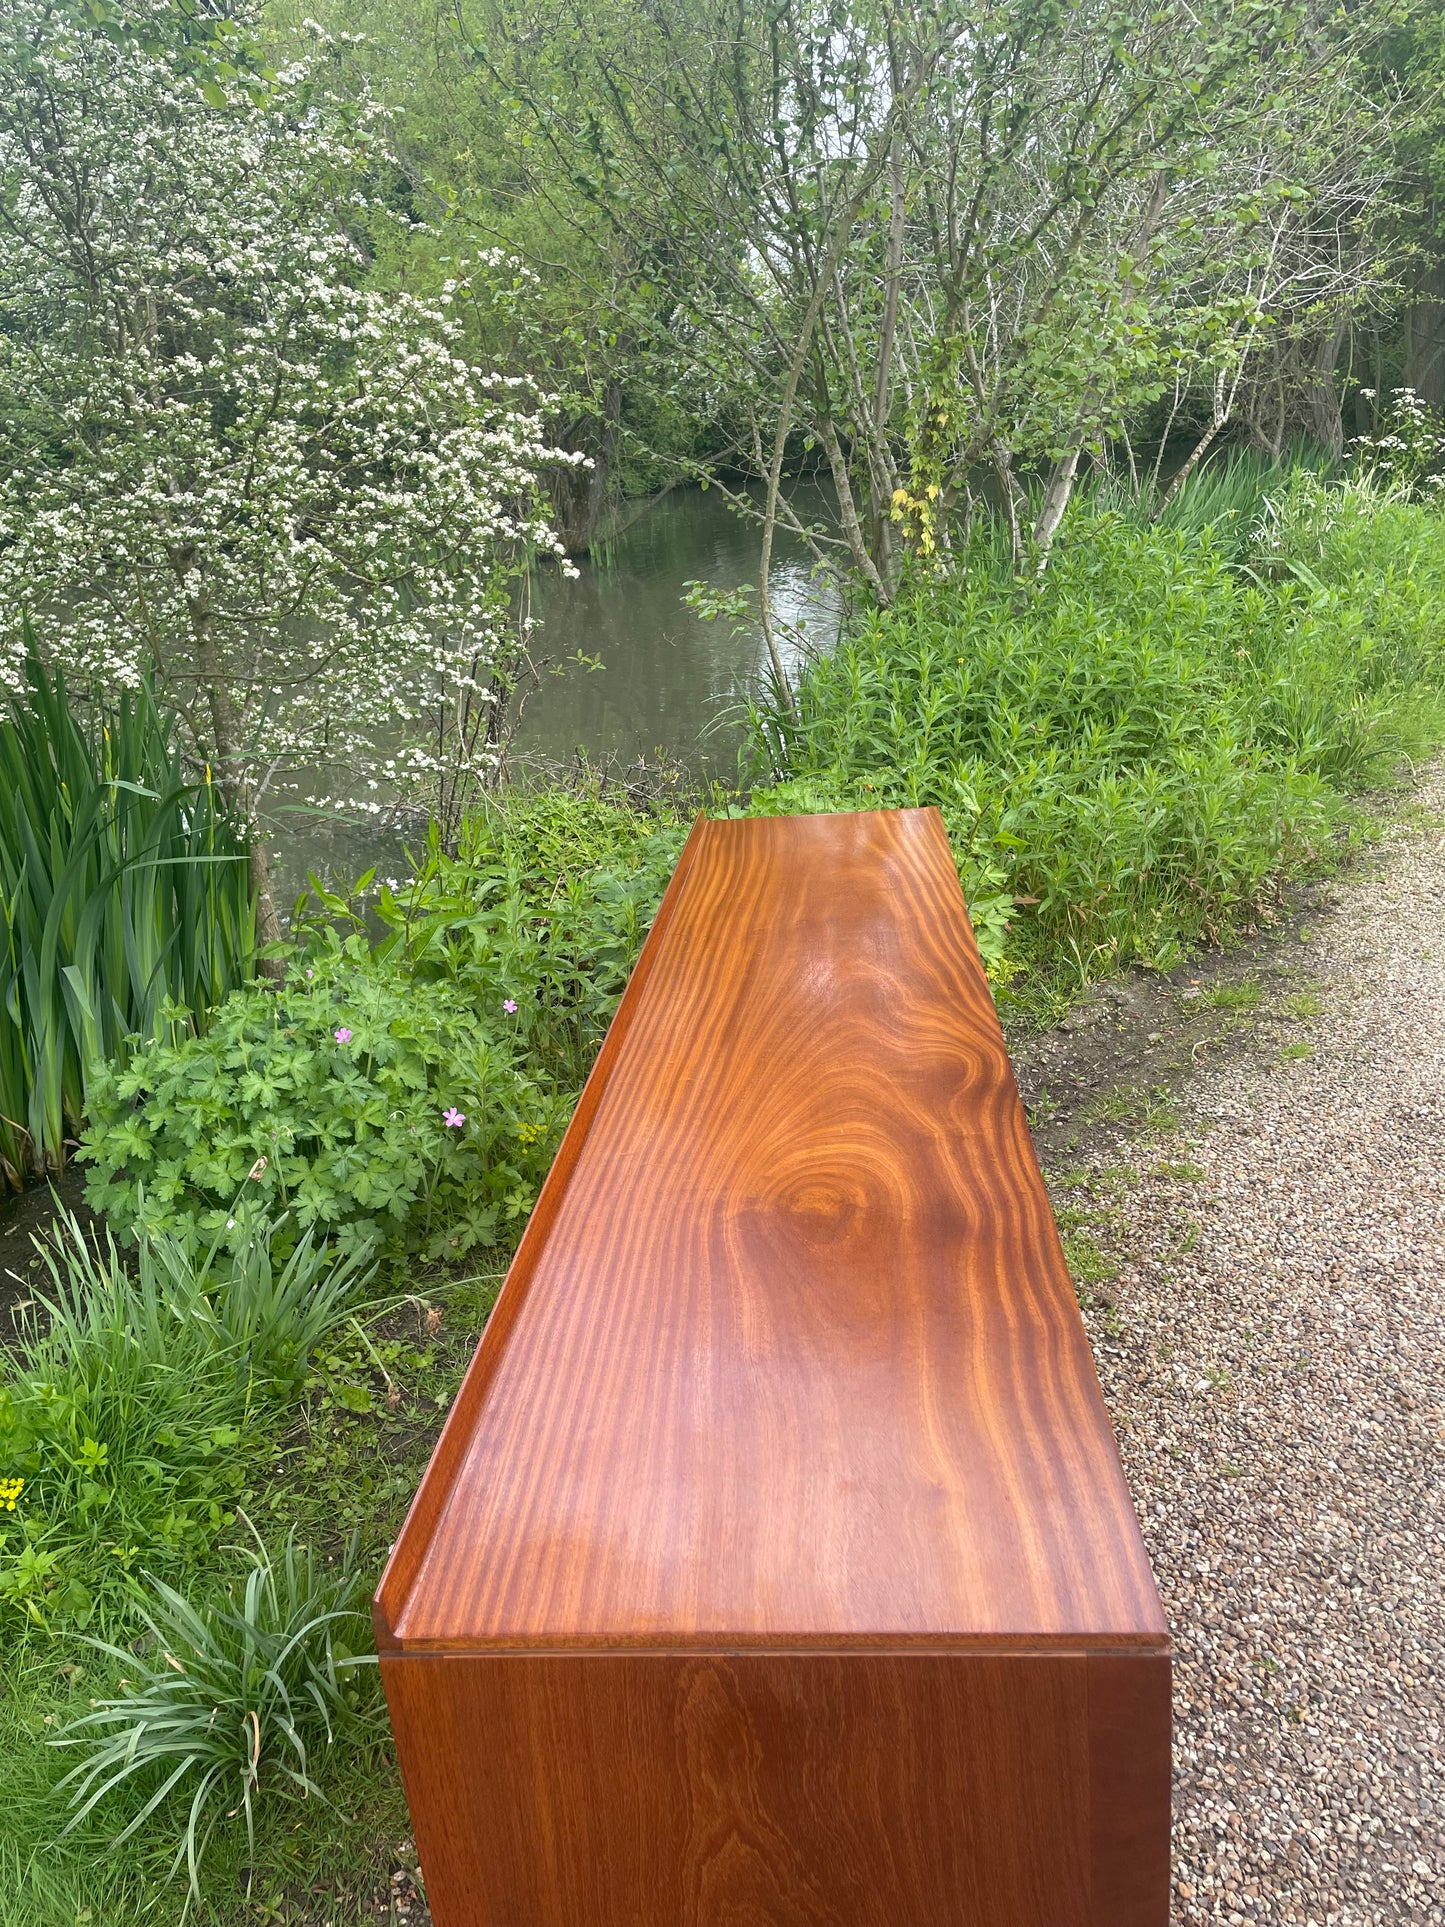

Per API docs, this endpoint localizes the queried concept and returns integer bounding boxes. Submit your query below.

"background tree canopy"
[268,0,1445,584]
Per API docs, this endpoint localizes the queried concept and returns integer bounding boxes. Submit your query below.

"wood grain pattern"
[1087,1653,1174,1926]
[377,808,1165,1651]
[382,1651,1103,1927]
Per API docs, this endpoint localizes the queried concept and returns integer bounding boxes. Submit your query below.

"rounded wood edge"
[378,1631,1174,1660]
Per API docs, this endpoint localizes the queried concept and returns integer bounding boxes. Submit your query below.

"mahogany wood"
[377,807,1171,1925]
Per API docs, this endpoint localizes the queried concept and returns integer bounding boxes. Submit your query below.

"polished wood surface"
[381,1649,1170,1927]
[377,807,1171,1926]
[377,808,1165,1652]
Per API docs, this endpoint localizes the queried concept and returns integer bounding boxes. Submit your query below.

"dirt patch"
[0,1164,99,1337]
[1006,873,1351,1168]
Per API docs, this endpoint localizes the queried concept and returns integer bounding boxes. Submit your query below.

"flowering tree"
[0,1,578,942]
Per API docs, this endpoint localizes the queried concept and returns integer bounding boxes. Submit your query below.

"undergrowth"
[748,475,1445,1008]
[6,468,1444,1920]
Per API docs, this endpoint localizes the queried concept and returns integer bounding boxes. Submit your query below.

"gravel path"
[1062,771,1445,1926]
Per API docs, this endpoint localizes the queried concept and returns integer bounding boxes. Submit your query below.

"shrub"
[85,792,687,1262]
[749,489,1445,984]
[372,797,688,1091]
[0,1212,364,1630]
[52,1531,380,1901]
[81,943,561,1264]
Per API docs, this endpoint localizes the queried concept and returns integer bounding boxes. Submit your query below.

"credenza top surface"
[380,808,1167,1651]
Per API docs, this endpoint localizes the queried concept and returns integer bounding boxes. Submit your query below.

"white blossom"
[0,1,584,878]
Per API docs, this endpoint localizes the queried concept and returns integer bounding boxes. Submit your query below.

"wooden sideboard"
[376,807,1171,1926]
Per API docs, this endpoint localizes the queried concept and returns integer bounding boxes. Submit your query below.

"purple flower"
[334,1026,353,1044]
[503,998,518,1014]
[443,1107,466,1129]
[305,968,314,979]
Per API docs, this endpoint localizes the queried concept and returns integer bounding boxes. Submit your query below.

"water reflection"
[517,486,840,779]
[269,487,839,897]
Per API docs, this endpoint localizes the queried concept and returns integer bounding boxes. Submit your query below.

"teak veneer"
[376,807,1171,1927]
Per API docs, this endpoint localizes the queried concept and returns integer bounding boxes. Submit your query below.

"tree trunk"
[1304,317,1348,457]
[182,574,281,970]
[864,128,907,589]
[992,444,1023,574]
[817,415,891,605]
[549,382,622,554]
[1403,254,1445,414]
[1031,446,1081,569]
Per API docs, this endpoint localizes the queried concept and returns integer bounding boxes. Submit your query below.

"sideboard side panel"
[1088,1651,1173,1927]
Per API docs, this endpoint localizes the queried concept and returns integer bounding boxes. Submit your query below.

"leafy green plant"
[748,488,1445,992]
[0,1210,365,1629]
[0,650,253,1186]
[81,942,561,1263]
[51,1530,380,1904]
[362,792,688,1091]
[84,788,686,1265]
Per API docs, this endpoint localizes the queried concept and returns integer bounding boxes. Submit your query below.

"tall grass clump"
[0,1210,367,1630]
[0,652,254,1185]
[749,473,1445,988]
[52,1530,380,1904]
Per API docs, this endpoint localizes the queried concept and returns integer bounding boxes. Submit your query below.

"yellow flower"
[0,1476,23,1512]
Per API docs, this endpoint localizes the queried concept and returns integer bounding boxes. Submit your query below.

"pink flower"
[503,998,518,1014]
[443,1107,466,1129]
[334,1027,353,1044]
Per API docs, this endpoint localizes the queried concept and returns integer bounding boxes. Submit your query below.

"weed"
[1155,1161,1207,1182]
[1086,1086,1179,1134]
[1202,977,1263,1011]
[1087,1088,1143,1125]
[1060,1228,1118,1288]
[1279,1042,1314,1061]
[1282,991,1325,1018]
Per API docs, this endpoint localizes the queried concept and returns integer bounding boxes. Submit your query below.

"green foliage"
[0,653,254,1187]
[52,1530,381,1903]
[373,794,689,1088]
[750,481,1445,987]
[0,1211,365,1631]
[81,948,553,1265]
[83,791,686,1262]
[1201,977,1264,1011]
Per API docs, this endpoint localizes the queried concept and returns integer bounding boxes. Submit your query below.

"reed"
[0,651,254,1185]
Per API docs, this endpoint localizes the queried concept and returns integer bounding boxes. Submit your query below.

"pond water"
[517,485,839,779]
[271,487,840,898]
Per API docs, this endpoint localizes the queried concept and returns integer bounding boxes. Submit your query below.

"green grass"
[0,1238,497,1923]
[53,1532,382,1904]
[1201,977,1264,1011]
[1282,990,1326,1018]
[1085,1084,1181,1134]
[1059,1225,1118,1287]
